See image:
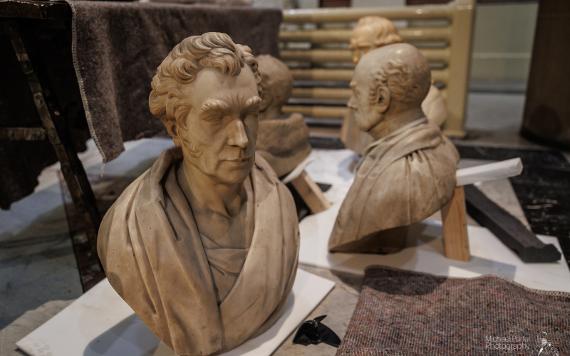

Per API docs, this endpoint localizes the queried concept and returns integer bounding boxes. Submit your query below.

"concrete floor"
[0,92,568,355]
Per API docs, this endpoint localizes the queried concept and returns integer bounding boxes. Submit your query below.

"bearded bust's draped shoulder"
[97,33,299,356]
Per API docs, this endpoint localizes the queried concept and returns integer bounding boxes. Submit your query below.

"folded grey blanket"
[338,266,570,355]
[68,1,282,162]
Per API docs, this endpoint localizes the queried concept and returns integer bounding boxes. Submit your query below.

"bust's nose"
[348,96,357,110]
[227,119,249,149]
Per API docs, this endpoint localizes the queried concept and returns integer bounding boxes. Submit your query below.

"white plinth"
[17,269,334,356]
[299,202,570,292]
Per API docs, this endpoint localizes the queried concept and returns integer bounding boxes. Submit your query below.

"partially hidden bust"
[344,16,448,154]
[255,54,311,177]
[97,33,299,355]
[329,43,459,252]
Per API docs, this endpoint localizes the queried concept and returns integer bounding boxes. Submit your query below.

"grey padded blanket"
[338,266,570,355]
[68,1,282,162]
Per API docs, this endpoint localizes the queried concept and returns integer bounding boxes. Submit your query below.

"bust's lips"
[222,156,253,163]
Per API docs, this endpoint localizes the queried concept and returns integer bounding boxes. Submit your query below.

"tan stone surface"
[97,33,299,356]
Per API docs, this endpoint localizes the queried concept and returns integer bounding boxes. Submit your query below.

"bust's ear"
[373,86,391,114]
[171,108,192,146]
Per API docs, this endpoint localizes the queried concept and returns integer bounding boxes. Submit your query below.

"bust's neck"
[368,107,425,141]
[180,160,246,217]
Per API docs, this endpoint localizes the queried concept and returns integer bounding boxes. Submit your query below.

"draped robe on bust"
[97,148,299,356]
[329,118,459,251]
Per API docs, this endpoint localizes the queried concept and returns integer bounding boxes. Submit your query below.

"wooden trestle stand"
[441,158,523,261]
[282,157,331,214]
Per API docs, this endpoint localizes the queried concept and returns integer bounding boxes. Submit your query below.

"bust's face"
[348,60,384,132]
[178,66,261,185]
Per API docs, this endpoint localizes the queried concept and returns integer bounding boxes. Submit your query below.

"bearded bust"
[97,32,299,356]
[329,43,459,253]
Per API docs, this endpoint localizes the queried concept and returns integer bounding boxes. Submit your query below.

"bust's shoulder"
[254,153,280,183]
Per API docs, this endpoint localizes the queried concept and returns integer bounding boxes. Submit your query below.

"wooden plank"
[291,171,331,214]
[464,185,561,263]
[441,186,470,261]
[456,158,523,186]
[309,126,341,138]
[0,127,46,140]
[291,69,353,82]
[283,6,453,23]
[292,87,352,100]
[7,22,102,290]
[290,68,449,85]
[281,48,450,63]
[442,0,475,137]
[279,27,451,43]
[283,105,348,118]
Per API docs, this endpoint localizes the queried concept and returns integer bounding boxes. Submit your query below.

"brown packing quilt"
[67,1,282,162]
[337,266,570,355]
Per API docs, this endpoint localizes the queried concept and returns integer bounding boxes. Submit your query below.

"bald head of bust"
[348,43,431,139]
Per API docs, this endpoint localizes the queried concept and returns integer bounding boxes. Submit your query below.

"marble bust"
[329,43,459,252]
[344,16,448,154]
[255,54,311,177]
[97,32,299,355]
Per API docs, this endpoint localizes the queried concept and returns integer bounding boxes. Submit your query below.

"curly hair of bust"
[369,58,430,106]
[354,16,402,48]
[149,32,261,143]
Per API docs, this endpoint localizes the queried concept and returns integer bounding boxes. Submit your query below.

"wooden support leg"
[441,186,470,261]
[7,23,101,277]
[291,170,331,214]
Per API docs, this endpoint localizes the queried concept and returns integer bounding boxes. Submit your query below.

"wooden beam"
[441,186,470,261]
[290,68,449,85]
[290,171,331,213]
[292,87,352,100]
[0,127,46,140]
[456,158,523,186]
[279,27,451,44]
[283,6,453,23]
[281,48,450,63]
[282,105,348,118]
[464,185,561,263]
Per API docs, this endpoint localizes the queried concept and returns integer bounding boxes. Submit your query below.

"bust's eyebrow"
[200,99,230,115]
[242,96,262,113]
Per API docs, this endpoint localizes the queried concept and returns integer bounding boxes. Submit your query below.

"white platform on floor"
[300,149,570,293]
[16,269,334,356]
[299,204,570,292]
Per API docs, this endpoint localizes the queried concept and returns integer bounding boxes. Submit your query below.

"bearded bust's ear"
[373,86,391,114]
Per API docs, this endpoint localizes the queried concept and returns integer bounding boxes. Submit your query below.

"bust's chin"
[212,159,254,185]
[355,113,380,133]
